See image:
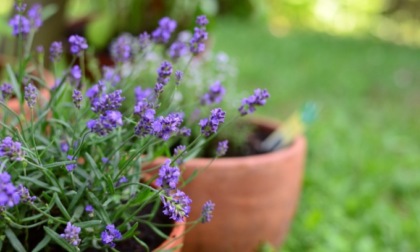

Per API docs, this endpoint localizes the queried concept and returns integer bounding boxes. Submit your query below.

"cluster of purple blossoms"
[179,127,191,137]
[175,70,183,86]
[216,140,229,157]
[156,159,180,190]
[190,15,209,55]
[60,141,69,152]
[161,190,192,222]
[66,155,77,172]
[199,108,226,137]
[60,222,81,247]
[115,176,128,187]
[168,41,188,60]
[0,172,20,208]
[0,137,25,161]
[101,224,122,248]
[133,102,155,137]
[85,204,94,213]
[68,35,88,55]
[87,110,123,136]
[69,65,82,87]
[0,83,13,101]
[9,13,30,36]
[17,185,36,203]
[72,89,82,109]
[110,34,133,63]
[152,17,177,44]
[90,90,125,114]
[86,82,105,101]
[24,83,37,108]
[49,41,63,62]
[201,200,215,223]
[27,4,42,30]
[134,86,154,102]
[200,81,226,106]
[102,67,121,87]
[138,32,150,50]
[238,88,270,116]
[154,61,173,95]
[152,112,184,140]
[173,145,187,164]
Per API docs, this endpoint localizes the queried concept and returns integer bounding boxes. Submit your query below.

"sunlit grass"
[213,17,420,251]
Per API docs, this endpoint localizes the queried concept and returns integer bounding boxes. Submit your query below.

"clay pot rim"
[183,117,307,167]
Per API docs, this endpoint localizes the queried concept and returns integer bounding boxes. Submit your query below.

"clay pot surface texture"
[149,119,307,252]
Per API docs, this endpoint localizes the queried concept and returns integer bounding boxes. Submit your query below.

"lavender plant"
[0,2,269,251]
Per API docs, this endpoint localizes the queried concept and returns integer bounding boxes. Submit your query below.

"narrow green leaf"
[74,220,102,229]
[68,184,86,211]
[53,193,71,220]
[84,152,103,180]
[71,205,84,221]
[5,228,26,252]
[43,226,77,252]
[6,64,21,101]
[44,160,76,169]
[19,176,61,193]
[87,192,111,224]
[32,235,51,252]
[122,222,139,240]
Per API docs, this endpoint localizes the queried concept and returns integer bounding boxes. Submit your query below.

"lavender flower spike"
[196,15,209,27]
[156,159,180,190]
[216,140,229,157]
[1,83,13,100]
[9,14,30,36]
[161,189,192,222]
[24,83,38,108]
[68,35,88,55]
[199,108,226,137]
[27,4,43,30]
[200,81,226,106]
[0,172,20,208]
[87,110,123,136]
[17,185,36,203]
[151,17,177,44]
[0,137,25,161]
[101,224,122,248]
[238,88,270,116]
[49,41,63,62]
[72,89,82,109]
[60,222,81,246]
[201,200,215,223]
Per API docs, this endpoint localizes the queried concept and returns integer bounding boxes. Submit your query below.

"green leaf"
[84,153,102,180]
[122,222,139,240]
[44,160,76,169]
[32,235,51,252]
[43,226,77,252]
[5,228,26,252]
[87,192,111,224]
[74,220,102,229]
[68,184,86,212]
[19,176,61,193]
[53,193,71,220]
[6,64,21,102]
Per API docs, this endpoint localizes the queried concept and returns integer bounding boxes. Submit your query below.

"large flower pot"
[137,118,305,252]
[179,119,307,252]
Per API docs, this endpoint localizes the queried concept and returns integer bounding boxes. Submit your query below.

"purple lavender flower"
[196,15,209,27]
[60,222,81,246]
[161,189,191,222]
[17,185,36,203]
[68,35,88,55]
[72,89,82,109]
[152,113,184,140]
[168,41,188,60]
[0,137,25,161]
[156,159,180,190]
[60,141,69,152]
[85,204,94,213]
[87,110,123,136]
[238,88,270,116]
[86,82,105,101]
[154,61,173,95]
[101,157,109,164]
[9,14,30,36]
[24,83,37,108]
[101,224,122,248]
[27,4,42,30]
[69,65,82,87]
[200,81,226,105]
[49,41,63,62]
[134,103,156,137]
[138,32,150,50]
[174,145,187,164]
[0,172,20,208]
[134,86,154,102]
[175,70,183,86]
[0,83,13,100]
[110,34,133,63]
[102,67,121,86]
[15,3,27,13]
[199,108,226,137]
[151,17,177,44]
[90,90,125,114]
[66,155,77,172]
[201,200,215,223]
[216,140,229,157]
[189,27,208,55]
[117,176,128,185]
[36,45,44,53]
[179,127,191,137]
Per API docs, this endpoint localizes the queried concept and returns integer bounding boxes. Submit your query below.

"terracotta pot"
[146,118,306,252]
[0,57,55,121]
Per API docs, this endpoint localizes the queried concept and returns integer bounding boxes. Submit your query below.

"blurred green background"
[1,0,420,251]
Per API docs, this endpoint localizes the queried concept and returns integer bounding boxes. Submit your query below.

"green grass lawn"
[212,18,420,251]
